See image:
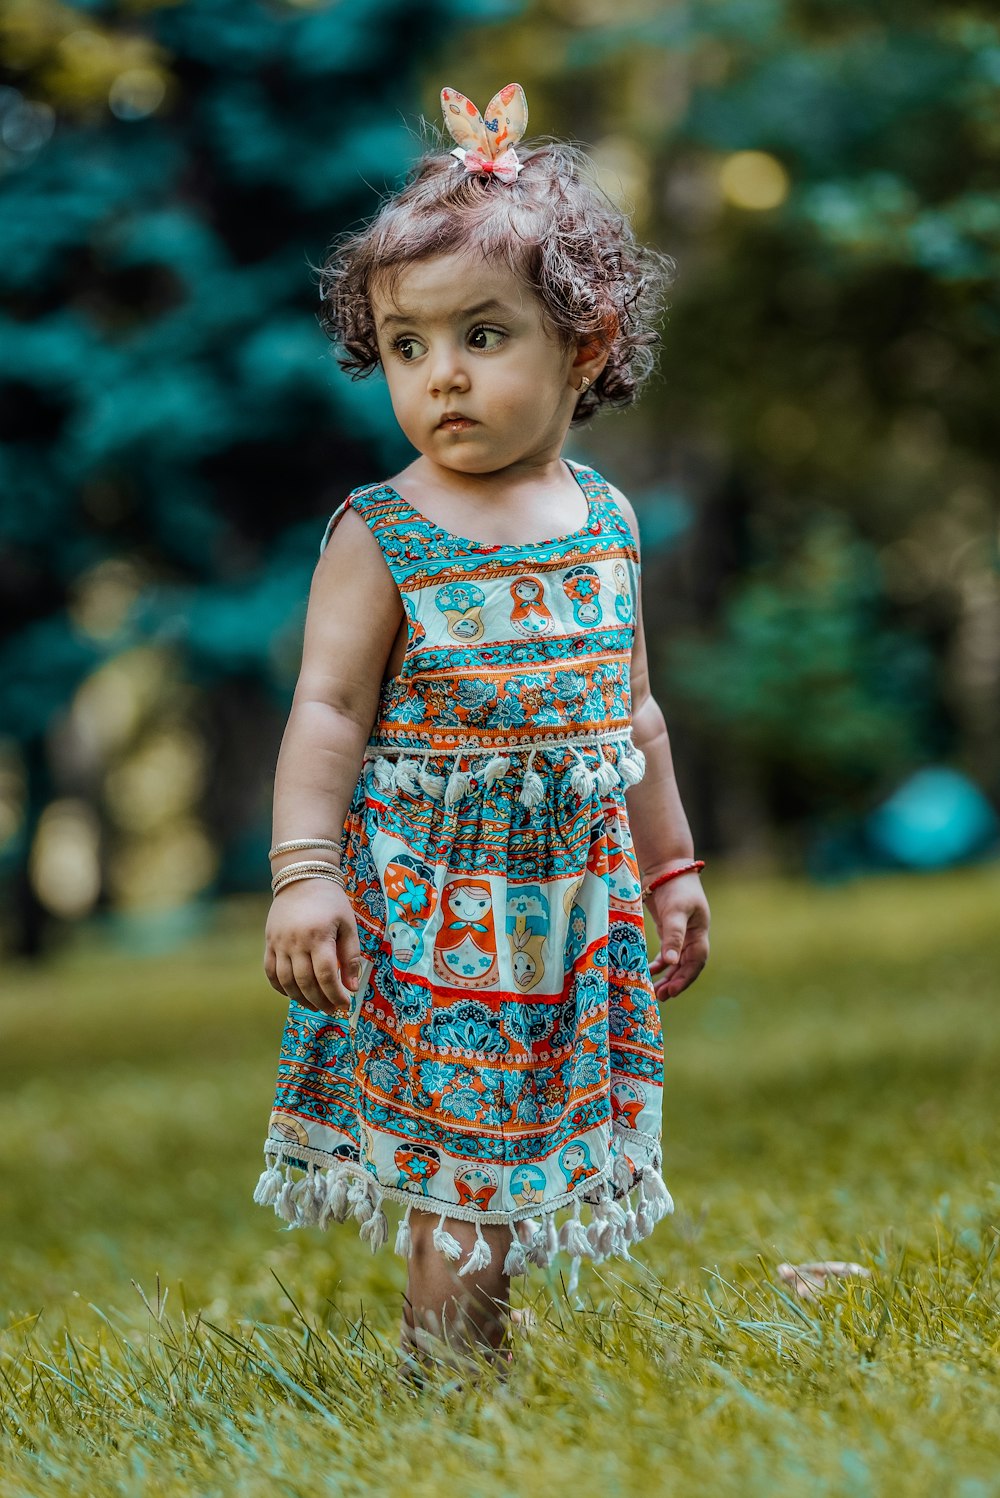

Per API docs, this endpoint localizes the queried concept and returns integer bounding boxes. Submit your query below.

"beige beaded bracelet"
[269,837,342,860]
[271,859,346,894]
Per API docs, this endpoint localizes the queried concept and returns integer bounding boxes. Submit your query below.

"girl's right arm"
[263,505,404,1016]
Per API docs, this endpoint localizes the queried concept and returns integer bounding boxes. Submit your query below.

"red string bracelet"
[640,860,705,901]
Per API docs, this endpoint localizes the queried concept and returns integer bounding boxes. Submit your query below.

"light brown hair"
[319,140,674,424]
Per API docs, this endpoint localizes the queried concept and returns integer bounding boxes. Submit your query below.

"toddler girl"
[255,83,711,1377]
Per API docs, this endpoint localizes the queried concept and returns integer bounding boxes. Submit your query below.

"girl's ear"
[570,311,617,388]
[571,335,612,389]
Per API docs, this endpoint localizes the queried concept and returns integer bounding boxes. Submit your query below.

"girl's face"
[371,250,580,477]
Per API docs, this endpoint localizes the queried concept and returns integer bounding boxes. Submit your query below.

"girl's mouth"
[437,415,477,432]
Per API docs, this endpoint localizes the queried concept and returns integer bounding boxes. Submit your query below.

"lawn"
[2,866,998,1496]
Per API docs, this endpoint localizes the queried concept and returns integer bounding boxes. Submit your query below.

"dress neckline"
[377,460,601,554]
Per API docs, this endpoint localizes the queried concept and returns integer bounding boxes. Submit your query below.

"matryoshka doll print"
[562,563,603,626]
[606,809,643,910]
[505,883,550,992]
[384,854,438,972]
[400,591,426,651]
[455,1164,499,1211]
[561,876,587,973]
[613,561,632,624]
[509,1162,547,1209]
[558,1138,593,1190]
[395,1141,442,1195]
[433,879,500,987]
[435,581,486,642]
[509,576,554,636]
[611,1079,646,1130]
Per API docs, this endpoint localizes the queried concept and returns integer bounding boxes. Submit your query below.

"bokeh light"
[29,798,101,919]
[719,150,790,211]
[68,648,175,764]
[588,134,650,220]
[68,559,144,642]
[108,66,166,121]
[104,725,207,835]
[107,818,218,911]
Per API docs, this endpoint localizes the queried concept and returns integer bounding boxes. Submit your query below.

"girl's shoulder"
[317,480,401,558]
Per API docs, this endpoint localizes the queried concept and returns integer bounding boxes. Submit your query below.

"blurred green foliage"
[1,0,998,950]
[668,513,936,808]
[0,0,520,949]
[441,0,1000,847]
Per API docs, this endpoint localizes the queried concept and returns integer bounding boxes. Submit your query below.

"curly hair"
[318,139,674,424]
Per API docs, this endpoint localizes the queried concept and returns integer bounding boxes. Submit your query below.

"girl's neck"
[389,453,589,549]
[398,451,577,503]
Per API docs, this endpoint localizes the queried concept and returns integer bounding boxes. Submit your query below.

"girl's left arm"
[610,485,710,1000]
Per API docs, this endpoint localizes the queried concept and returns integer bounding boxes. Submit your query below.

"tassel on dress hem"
[253,1147,674,1279]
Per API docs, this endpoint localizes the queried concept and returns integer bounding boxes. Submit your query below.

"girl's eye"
[468,325,506,352]
[394,336,426,362]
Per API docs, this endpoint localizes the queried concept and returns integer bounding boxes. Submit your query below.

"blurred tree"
[433,0,1000,859]
[0,0,519,955]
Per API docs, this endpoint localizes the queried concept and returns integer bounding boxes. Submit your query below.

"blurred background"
[2,0,999,960]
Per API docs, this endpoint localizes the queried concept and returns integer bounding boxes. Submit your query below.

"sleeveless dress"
[254,460,674,1280]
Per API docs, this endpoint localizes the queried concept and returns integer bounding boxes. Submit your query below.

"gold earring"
[579,376,591,391]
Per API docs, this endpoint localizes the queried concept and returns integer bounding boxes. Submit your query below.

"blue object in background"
[866,767,999,870]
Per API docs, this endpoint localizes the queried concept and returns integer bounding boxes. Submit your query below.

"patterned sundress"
[254,459,674,1280]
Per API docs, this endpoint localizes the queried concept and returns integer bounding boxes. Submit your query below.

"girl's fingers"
[649,930,687,975]
[312,941,354,1011]
[291,951,325,1010]
[336,920,363,995]
[275,952,317,1011]
[292,950,350,1016]
[263,944,285,996]
[653,938,710,1000]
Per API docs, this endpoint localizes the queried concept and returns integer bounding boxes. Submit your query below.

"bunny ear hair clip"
[440,83,528,183]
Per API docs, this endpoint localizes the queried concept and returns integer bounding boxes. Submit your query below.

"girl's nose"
[426,344,470,396]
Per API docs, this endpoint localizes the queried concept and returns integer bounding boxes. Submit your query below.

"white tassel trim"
[569,751,596,799]
[347,1175,375,1224]
[394,1201,414,1258]
[371,756,395,790]
[458,1219,493,1276]
[367,736,645,806]
[254,1155,673,1270]
[612,1154,634,1194]
[503,1226,528,1277]
[253,1161,283,1207]
[618,745,646,787]
[393,757,421,794]
[444,770,471,807]
[319,1172,351,1227]
[418,754,447,799]
[635,1179,654,1239]
[559,1198,594,1260]
[433,1211,463,1262]
[518,749,544,808]
[642,1165,675,1223]
[360,1205,388,1252]
[594,755,621,794]
[482,754,511,787]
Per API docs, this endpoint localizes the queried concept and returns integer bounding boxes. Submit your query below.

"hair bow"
[440,84,528,183]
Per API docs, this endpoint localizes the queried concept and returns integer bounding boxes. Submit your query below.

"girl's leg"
[400,1212,512,1374]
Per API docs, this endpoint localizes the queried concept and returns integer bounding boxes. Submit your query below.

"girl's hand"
[646,874,710,1001]
[263,880,362,1017]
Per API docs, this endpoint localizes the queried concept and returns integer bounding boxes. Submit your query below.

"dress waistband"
[362,730,645,808]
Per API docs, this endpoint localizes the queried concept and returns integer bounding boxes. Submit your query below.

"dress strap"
[321,479,413,566]
[317,483,442,587]
[567,461,637,555]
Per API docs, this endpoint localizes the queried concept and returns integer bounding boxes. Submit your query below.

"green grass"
[2,867,998,1496]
